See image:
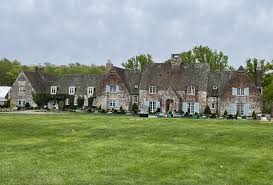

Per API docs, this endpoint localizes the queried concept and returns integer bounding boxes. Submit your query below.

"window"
[84,95,88,106]
[213,86,218,90]
[18,99,26,106]
[237,88,244,96]
[110,85,116,93]
[211,103,215,109]
[109,100,116,107]
[187,103,194,114]
[65,98,70,106]
[187,86,195,95]
[133,95,138,103]
[19,86,26,93]
[69,86,76,95]
[149,86,156,94]
[51,86,57,94]
[236,103,244,115]
[135,84,139,89]
[87,87,94,96]
[149,102,156,112]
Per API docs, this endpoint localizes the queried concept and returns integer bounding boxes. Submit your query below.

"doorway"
[166,99,174,114]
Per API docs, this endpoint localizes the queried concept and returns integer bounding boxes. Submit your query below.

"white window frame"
[109,100,116,108]
[133,95,138,103]
[236,103,244,115]
[187,86,195,95]
[69,86,76,95]
[134,84,139,89]
[149,86,156,94]
[187,102,194,114]
[237,88,244,96]
[18,99,26,107]
[65,98,70,106]
[19,86,26,93]
[213,86,218,90]
[149,102,156,112]
[87,87,94,96]
[211,103,215,109]
[51,86,57,95]
[74,96,78,106]
[110,85,116,93]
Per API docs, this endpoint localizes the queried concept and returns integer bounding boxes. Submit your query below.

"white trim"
[149,86,156,94]
[187,86,195,95]
[69,86,76,95]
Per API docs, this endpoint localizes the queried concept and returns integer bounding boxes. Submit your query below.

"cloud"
[0,0,273,67]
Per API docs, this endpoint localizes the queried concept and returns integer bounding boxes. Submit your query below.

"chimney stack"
[106,59,113,72]
[256,62,262,94]
[171,54,181,67]
[35,65,45,79]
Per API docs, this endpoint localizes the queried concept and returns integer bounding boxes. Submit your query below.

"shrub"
[210,113,217,119]
[132,103,138,114]
[252,111,256,119]
[223,110,228,117]
[156,108,161,113]
[32,93,52,108]
[25,102,30,108]
[204,105,211,116]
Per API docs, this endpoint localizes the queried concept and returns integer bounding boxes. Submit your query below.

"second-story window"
[110,85,116,93]
[69,86,76,95]
[149,86,156,94]
[19,86,26,93]
[237,88,244,96]
[87,87,94,96]
[50,86,57,95]
[187,86,195,95]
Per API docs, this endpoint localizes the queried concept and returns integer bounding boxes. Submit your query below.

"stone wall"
[9,72,37,107]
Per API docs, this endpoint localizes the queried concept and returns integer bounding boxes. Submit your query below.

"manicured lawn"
[0,114,273,185]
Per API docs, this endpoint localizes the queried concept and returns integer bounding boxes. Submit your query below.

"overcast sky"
[1,0,273,67]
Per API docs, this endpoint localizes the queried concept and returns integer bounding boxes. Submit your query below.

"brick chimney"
[256,62,262,94]
[35,65,45,79]
[106,59,113,72]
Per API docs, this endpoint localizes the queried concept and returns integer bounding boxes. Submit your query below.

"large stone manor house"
[9,54,262,115]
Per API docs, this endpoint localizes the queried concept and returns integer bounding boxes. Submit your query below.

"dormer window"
[187,86,195,95]
[237,88,244,96]
[213,86,218,90]
[69,86,76,95]
[51,86,57,95]
[87,87,94,96]
[110,85,116,93]
[149,86,156,94]
[19,86,26,93]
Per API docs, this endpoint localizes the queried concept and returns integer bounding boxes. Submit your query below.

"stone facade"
[9,72,37,107]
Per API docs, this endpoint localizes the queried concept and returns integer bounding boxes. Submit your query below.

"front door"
[166,99,174,114]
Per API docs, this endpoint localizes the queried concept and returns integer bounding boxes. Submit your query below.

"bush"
[223,110,228,117]
[25,102,30,109]
[32,93,52,108]
[252,111,256,119]
[156,108,161,113]
[120,106,125,114]
[204,105,211,116]
[132,103,138,114]
[210,113,217,119]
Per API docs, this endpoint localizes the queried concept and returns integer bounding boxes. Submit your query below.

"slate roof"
[139,63,210,91]
[23,71,57,93]
[53,74,105,95]
[113,67,142,94]
[207,71,233,97]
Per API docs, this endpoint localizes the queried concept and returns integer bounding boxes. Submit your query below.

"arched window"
[187,86,195,95]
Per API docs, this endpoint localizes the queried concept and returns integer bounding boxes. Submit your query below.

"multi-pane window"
[109,100,116,107]
[149,86,156,94]
[19,86,26,93]
[149,102,156,112]
[87,87,94,96]
[211,103,215,109]
[110,85,116,93]
[69,87,76,95]
[187,86,195,95]
[18,99,26,106]
[133,95,138,103]
[237,88,244,96]
[237,103,244,115]
[187,103,194,114]
[51,86,57,94]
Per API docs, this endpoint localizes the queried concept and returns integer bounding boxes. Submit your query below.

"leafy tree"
[32,93,52,108]
[122,54,154,71]
[165,46,230,71]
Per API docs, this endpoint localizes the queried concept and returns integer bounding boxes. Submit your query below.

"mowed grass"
[0,114,273,185]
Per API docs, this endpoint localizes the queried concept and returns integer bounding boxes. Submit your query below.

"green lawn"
[0,114,273,185]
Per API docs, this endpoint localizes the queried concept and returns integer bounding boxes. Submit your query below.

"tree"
[132,103,138,114]
[204,105,211,115]
[122,54,154,71]
[32,93,52,108]
[165,46,230,71]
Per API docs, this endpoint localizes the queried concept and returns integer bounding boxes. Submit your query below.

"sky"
[1,0,273,67]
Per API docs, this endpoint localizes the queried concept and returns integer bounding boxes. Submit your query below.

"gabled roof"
[139,63,210,91]
[23,71,57,93]
[207,71,233,97]
[112,67,142,95]
[53,74,105,95]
